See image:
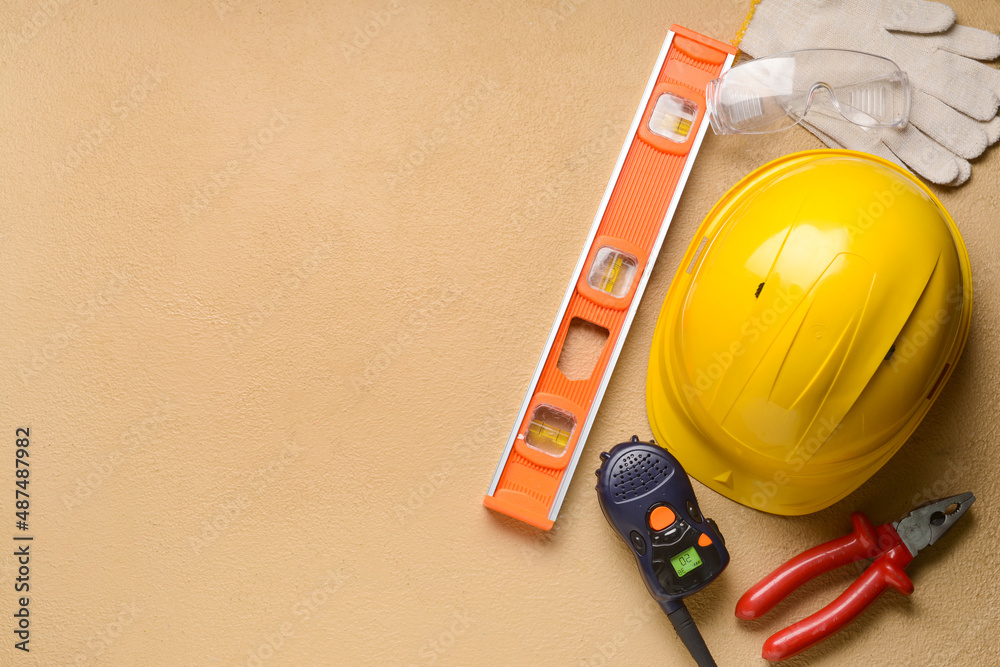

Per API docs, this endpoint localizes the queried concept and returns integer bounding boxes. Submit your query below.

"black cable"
[661,600,717,667]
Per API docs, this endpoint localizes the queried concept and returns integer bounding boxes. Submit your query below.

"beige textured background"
[2,1,998,665]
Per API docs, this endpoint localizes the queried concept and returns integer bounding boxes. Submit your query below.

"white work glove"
[739,0,1000,185]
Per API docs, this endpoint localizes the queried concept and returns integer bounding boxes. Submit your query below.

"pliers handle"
[736,513,915,661]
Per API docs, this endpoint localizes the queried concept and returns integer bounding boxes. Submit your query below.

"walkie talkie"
[596,437,729,667]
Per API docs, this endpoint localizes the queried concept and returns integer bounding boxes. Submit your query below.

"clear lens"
[707,49,910,135]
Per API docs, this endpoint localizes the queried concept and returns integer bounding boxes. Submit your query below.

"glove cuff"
[733,0,765,52]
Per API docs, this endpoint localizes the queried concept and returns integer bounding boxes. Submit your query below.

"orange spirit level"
[484,26,736,530]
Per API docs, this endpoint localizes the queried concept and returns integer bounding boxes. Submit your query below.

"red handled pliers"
[736,492,975,662]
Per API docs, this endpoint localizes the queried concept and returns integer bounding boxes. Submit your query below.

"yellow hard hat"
[647,150,972,515]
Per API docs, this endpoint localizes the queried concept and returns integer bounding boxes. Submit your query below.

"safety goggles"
[706,49,910,134]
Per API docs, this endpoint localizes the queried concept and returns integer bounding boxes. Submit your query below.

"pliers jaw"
[893,492,976,557]
[737,491,976,661]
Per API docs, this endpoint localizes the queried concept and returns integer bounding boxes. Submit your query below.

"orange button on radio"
[698,533,713,547]
[649,506,676,531]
